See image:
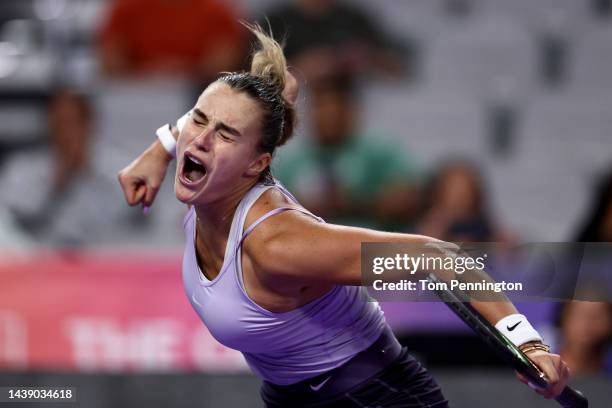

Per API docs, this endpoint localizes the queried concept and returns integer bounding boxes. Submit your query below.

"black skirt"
[261,327,449,408]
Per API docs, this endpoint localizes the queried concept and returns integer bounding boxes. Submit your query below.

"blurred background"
[0,0,611,406]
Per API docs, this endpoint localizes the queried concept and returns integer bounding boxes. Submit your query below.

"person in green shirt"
[274,75,419,230]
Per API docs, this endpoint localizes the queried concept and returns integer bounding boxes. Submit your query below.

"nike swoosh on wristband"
[507,321,522,331]
[309,376,331,391]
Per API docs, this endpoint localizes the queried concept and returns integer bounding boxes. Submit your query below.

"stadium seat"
[361,83,487,166]
[500,90,612,239]
[423,15,538,98]
[568,23,612,90]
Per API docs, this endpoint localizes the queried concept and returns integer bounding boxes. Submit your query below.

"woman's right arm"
[118,111,190,210]
[117,137,174,210]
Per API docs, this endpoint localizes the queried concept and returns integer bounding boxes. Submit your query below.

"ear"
[245,152,272,177]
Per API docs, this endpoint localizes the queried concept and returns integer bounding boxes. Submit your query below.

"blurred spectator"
[263,0,406,81]
[559,170,612,375]
[555,299,612,376]
[418,160,512,242]
[98,0,245,80]
[575,167,612,242]
[48,90,92,194]
[0,89,138,246]
[275,75,419,230]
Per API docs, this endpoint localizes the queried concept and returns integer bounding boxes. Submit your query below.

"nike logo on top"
[309,376,331,391]
[507,321,522,331]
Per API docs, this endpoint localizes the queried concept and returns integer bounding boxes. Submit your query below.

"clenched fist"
[117,139,174,210]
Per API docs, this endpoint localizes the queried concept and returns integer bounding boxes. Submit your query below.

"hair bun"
[242,21,298,148]
[243,22,287,94]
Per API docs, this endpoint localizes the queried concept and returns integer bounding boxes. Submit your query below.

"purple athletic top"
[182,180,387,385]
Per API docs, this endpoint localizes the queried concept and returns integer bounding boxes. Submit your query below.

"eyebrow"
[192,108,242,137]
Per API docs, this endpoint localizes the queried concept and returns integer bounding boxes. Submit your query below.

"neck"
[194,180,258,240]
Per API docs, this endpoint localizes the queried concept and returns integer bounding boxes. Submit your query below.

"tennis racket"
[426,273,588,408]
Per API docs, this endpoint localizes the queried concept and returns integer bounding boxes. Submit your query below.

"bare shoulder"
[241,187,322,277]
[243,187,297,228]
[239,187,441,287]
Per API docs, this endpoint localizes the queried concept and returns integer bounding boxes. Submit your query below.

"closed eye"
[191,108,242,139]
[192,108,209,126]
[218,132,233,141]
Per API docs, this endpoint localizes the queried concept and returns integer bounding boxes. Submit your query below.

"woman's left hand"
[517,350,571,399]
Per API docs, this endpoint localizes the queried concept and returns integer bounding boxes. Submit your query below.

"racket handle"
[556,386,588,408]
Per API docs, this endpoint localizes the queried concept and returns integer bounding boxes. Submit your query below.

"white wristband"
[495,313,543,347]
[155,124,177,158]
[155,111,190,158]
[176,111,190,132]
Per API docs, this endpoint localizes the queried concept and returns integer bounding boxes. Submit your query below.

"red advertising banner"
[0,250,248,372]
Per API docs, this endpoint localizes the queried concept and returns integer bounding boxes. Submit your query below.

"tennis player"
[118,24,570,407]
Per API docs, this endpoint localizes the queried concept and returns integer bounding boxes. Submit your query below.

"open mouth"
[181,153,207,184]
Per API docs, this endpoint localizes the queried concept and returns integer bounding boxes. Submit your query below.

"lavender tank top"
[182,180,387,385]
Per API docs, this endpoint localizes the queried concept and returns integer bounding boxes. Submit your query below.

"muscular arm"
[246,210,518,325]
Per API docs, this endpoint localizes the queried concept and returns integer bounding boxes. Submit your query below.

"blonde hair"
[245,22,288,94]
[217,22,298,182]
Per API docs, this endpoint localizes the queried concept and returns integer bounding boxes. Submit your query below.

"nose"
[192,125,214,152]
